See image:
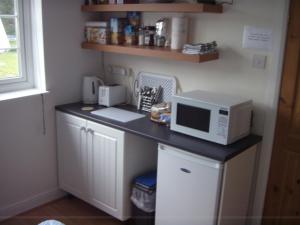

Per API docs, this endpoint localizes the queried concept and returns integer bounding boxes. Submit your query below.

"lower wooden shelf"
[82,42,219,63]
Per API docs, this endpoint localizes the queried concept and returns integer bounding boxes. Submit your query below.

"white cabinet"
[87,120,124,218]
[155,144,257,225]
[56,112,157,221]
[57,112,88,199]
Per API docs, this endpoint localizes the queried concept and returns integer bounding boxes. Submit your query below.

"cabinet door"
[155,144,223,225]
[56,112,88,199]
[87,121,124,218]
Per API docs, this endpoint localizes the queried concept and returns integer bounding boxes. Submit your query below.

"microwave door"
[176,103,211,133]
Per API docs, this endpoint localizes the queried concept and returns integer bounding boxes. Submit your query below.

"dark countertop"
[56,102,262,162]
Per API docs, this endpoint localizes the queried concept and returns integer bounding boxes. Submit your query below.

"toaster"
[98,84,126,107]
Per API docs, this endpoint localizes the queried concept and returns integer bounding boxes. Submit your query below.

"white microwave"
[171,90,253,145]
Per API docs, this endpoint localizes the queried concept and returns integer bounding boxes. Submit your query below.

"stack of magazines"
[182,41,217,55]
[134,171,157,193]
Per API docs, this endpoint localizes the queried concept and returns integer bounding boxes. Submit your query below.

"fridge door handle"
[180,168,191,174]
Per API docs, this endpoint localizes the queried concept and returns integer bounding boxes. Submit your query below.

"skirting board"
[0,188,66,222]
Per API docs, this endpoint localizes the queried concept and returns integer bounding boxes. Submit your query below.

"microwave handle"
[250,110,254,128]
[92,81,95,94]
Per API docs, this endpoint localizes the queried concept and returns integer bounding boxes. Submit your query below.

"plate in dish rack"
[137,72,177,103]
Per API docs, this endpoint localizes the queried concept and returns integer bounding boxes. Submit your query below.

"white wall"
[103,0,289,224]
[0,0,101,219]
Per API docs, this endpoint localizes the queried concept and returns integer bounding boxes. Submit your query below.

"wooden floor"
[0,197,125,225]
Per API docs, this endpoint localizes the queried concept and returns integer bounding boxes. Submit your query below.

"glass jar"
[144,26,156,46]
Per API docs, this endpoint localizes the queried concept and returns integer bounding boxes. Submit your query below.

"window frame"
[0,0,44,94]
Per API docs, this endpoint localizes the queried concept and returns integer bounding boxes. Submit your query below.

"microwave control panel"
[216,109,229,139]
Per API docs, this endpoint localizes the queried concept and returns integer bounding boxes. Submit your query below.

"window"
[0,0,46,96]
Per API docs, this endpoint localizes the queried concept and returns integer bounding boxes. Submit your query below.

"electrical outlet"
[109,65,128,76]
[252,54,267,69]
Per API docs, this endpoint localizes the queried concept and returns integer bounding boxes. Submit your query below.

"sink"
[91,107,145,123]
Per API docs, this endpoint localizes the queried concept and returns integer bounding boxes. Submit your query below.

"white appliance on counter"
[82,76,104,104]
[171,90,253,145]
[98,84,126,107]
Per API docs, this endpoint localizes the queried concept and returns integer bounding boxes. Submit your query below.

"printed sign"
[242,26,273,51]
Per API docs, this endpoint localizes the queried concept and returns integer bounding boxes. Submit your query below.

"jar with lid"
[144,26,155,46]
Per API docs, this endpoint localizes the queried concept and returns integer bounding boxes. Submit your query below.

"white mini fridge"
[155,144,224,225]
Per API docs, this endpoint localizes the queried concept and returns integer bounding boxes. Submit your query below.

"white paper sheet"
[242,26,273,51]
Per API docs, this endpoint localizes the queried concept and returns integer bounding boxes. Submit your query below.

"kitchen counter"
[56,102,262,162]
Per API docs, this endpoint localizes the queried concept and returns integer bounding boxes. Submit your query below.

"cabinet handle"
[87,128,94,134]
[159,144,165,150]
[180,168,191,174]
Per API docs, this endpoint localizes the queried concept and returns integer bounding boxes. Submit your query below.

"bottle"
[138,27,144,46]
[144,26,155,46]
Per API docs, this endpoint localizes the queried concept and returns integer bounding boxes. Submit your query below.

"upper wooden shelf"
[81,3,223,13]
[82,42,219,63]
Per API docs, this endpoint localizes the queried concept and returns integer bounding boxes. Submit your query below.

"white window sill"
[0,89,48,101]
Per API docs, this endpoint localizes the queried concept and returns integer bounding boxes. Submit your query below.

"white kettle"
[82,75,104,104]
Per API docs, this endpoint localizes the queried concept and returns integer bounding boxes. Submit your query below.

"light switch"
[252,54,267,69]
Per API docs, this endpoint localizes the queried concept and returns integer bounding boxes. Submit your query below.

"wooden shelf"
[82,42,219,63]
[81,3,223,13]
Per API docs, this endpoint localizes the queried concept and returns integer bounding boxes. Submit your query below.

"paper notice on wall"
[242,26,273,51]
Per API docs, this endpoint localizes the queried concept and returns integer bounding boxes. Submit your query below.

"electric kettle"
[82,75,104,104]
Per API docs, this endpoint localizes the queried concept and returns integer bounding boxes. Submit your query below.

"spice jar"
[144,26,155,46]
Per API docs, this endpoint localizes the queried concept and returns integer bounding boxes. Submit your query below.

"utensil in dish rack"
[134,72,177,111]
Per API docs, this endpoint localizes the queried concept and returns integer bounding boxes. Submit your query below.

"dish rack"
[135,72,177,111]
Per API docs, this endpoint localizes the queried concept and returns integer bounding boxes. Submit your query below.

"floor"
[0,196,125,225]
